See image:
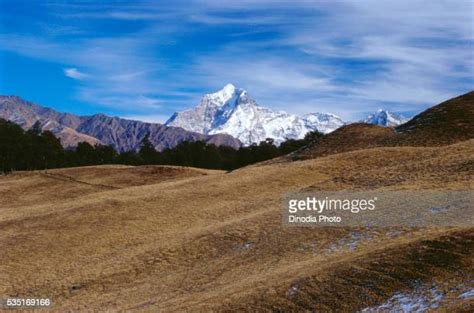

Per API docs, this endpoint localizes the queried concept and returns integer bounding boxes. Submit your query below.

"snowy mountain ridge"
[363,109,409,127]
[165,84,345,145]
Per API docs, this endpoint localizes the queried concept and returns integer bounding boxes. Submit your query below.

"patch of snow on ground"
[458,289,474,300]
[297,242,318,253]
[328,231,375,252]
[287,285,299,297]
[361,285,444,313]
[430,206,449,214]
[236,242,254,251]
[386,230,406,238]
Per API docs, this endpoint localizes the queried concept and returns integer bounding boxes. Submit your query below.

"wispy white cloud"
[64,67,88,80]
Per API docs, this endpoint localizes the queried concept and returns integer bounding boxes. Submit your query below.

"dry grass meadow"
[0,140,473,311]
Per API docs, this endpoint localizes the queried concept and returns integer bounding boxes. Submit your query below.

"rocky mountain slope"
[165,84,345,145]
[363,109,409,127]
[0,96,241,151]
[34,119,102,147]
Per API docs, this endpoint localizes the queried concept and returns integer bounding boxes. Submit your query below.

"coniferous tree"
[30,121,43,135]
[0,119,27,172]
[304,130,324,144]
[94,144,118,164]
[138,134,159,164]
[39,131,64,169]
[76,142,97,166]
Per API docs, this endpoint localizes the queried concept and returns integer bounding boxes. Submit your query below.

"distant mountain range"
[0,85,413,151]
[362,109,409,127]
[0,96,240,151]
[166,84,345,145]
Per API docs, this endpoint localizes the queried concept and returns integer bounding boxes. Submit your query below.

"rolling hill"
[391,90,474,146]
[290,91,474,160]
[0,139,472,311]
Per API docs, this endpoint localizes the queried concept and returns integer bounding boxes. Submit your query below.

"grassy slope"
[291,123,397,160]
[0,141,473,311]
[286,91,474,162]
[392,90,474,146]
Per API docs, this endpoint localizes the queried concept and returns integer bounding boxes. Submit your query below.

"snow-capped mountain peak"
[363,109,409,127]
[201,83,241,108]
[165,84,345,145]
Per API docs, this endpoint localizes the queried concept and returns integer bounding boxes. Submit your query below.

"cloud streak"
[64,67,88,80]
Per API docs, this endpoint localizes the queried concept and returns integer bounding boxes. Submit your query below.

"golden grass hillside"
[392,90,474,146]
[0,140,473,311]
[288,123,396,160]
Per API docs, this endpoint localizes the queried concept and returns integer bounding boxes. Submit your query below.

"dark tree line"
[0,118,324,173]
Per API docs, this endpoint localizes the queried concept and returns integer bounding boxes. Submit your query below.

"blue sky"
[0,0,472,122]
